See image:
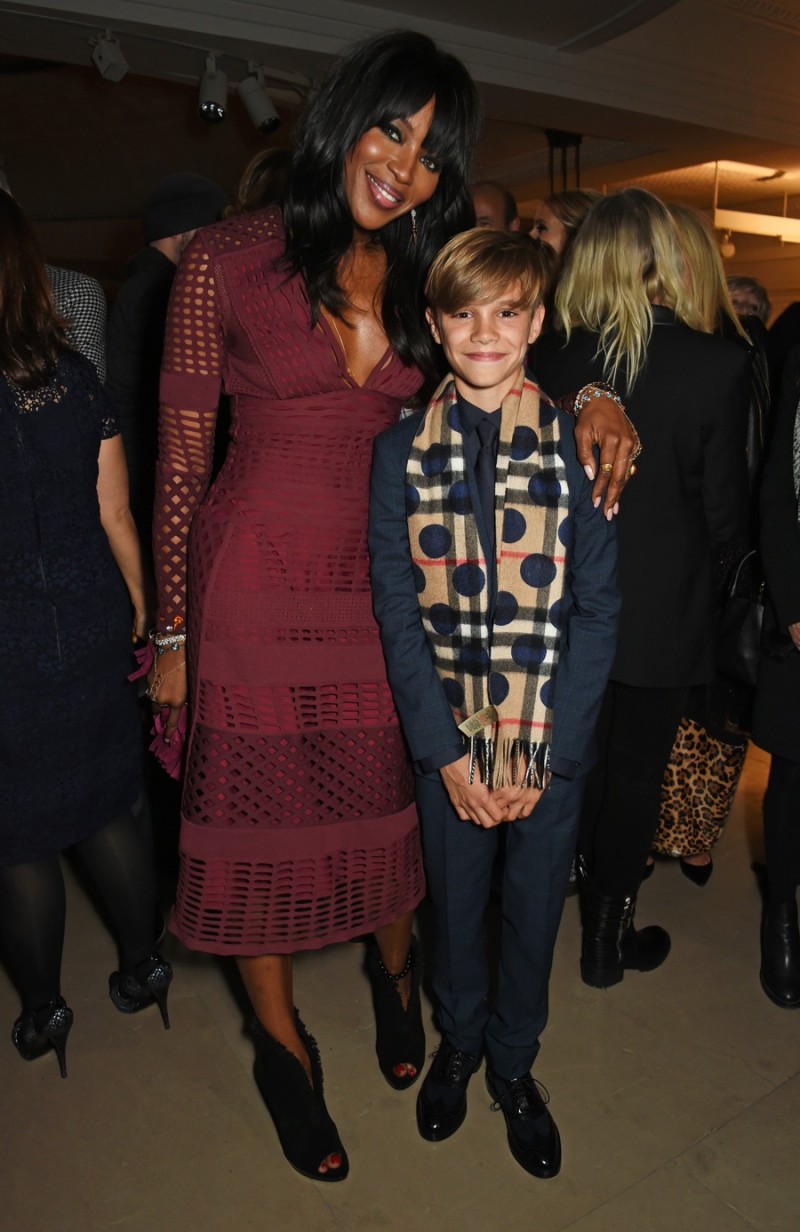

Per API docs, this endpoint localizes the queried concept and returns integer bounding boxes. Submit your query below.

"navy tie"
[474,416,498,559]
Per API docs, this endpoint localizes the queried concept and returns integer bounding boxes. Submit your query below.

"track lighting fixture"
[90,31,128,82]
[238,67,281,135]
[199,54,227,124]
[719,230,736,260]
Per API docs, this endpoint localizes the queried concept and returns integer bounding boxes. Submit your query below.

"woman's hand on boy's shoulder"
[572,394,640,518]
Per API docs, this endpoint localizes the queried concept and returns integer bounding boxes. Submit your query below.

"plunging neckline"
[318,310,393,391]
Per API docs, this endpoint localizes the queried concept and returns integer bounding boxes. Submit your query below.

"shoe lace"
[490,1075,550,1116]
[430,1043,475,1085]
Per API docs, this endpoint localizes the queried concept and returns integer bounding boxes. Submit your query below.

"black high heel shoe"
[679,856,714,887]
[109,953,172,1029]
[12,997,73,1079]
[365,936,425,1090]
[252,1012,349,1182]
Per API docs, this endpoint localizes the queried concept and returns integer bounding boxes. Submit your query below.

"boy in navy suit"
[368,229,618,1178]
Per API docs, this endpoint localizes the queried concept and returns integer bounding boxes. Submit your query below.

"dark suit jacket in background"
[368,404,619,783]
[752,346,800,760]
[534,308,750,688]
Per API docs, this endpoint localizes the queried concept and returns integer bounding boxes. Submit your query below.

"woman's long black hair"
[283,30,481,379]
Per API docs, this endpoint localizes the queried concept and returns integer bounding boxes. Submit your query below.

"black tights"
[0,811,157,1012]
[580,681,691,899]
[763,755,800,903]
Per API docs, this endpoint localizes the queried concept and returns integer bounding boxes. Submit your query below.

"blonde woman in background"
[536,188,751,987]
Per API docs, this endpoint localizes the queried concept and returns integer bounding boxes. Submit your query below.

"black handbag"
[716,549,764,688]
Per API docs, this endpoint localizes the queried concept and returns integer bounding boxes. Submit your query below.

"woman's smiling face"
[343,98,441,234]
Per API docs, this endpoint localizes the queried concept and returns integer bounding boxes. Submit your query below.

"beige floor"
[2,745,797,1232]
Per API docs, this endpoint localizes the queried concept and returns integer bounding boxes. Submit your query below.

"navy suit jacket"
[368,401,620,782]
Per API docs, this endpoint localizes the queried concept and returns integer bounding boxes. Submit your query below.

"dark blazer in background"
[534,308,750,688]
[752,347,800,760]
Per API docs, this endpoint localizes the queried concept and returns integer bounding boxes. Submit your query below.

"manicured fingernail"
[584,464,595,480]
[593,496,601,508]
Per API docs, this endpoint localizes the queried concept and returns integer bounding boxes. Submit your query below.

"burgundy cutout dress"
[155,208,424,954]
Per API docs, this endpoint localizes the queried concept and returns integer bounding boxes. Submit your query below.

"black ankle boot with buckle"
[580,889,670,988]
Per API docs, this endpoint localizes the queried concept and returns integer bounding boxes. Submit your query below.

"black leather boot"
[580,891,671,988]
[760,898,800,1009]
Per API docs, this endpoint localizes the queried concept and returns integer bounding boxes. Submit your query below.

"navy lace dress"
[0,353,142,867]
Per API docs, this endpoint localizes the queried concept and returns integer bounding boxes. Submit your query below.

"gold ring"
[600,462,614,473]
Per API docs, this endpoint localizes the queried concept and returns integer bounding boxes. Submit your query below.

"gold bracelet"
[145,660,186,702]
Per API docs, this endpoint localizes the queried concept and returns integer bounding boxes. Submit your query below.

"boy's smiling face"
[427,283,544,411]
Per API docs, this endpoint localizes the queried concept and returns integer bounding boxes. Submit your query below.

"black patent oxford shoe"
[416,1041,480,1142]
[486,1071,562,1178]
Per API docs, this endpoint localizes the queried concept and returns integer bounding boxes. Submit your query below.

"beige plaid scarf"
[406,371,569,788]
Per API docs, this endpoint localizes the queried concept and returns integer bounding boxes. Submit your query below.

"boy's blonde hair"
[425,228,549,315]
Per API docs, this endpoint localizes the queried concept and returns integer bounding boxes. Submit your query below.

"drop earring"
[410,208,417,245]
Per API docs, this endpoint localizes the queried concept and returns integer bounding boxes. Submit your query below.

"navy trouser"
[415,772,583,1080]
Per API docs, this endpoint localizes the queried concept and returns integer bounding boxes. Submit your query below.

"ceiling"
[4,0,800,312]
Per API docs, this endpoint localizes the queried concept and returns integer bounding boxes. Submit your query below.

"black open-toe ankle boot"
[252,1012,349,1182]
[365,936,425,1090]
[109,952,173,1029]
[12,997,73,1079]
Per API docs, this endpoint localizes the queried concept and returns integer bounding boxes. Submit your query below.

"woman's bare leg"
[374,910,417,1077]
[237,954,343,1175]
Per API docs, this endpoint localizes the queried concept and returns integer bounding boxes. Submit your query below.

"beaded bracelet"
[573,381,642,463]
[150,620,187,656]
[573,380,624,415]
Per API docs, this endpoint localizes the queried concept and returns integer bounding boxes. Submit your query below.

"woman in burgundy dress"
[148,31,634,1181]
[148,31,479,1181]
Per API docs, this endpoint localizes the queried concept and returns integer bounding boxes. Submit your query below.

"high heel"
[365,936,425,1090]
[109,952,173,1029]
[12,997,73,1079]
[679,856,714,887]
[252,1011,349,1182]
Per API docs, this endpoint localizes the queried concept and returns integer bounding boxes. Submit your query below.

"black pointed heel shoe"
[109,953,172,1029]
[365,937,425,1090]
[252,1012,349,1182]
[12,997,73,1079]
[679,856,713,887]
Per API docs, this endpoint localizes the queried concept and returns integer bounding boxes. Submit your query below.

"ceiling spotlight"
[91,31,128,82]
[719,229,736,260]
[238,67,281,135]
[199,55,227,124]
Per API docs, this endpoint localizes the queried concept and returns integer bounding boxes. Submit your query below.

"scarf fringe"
[468,735,551,790]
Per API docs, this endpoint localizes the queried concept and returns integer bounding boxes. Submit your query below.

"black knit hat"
[142,173,228,242]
